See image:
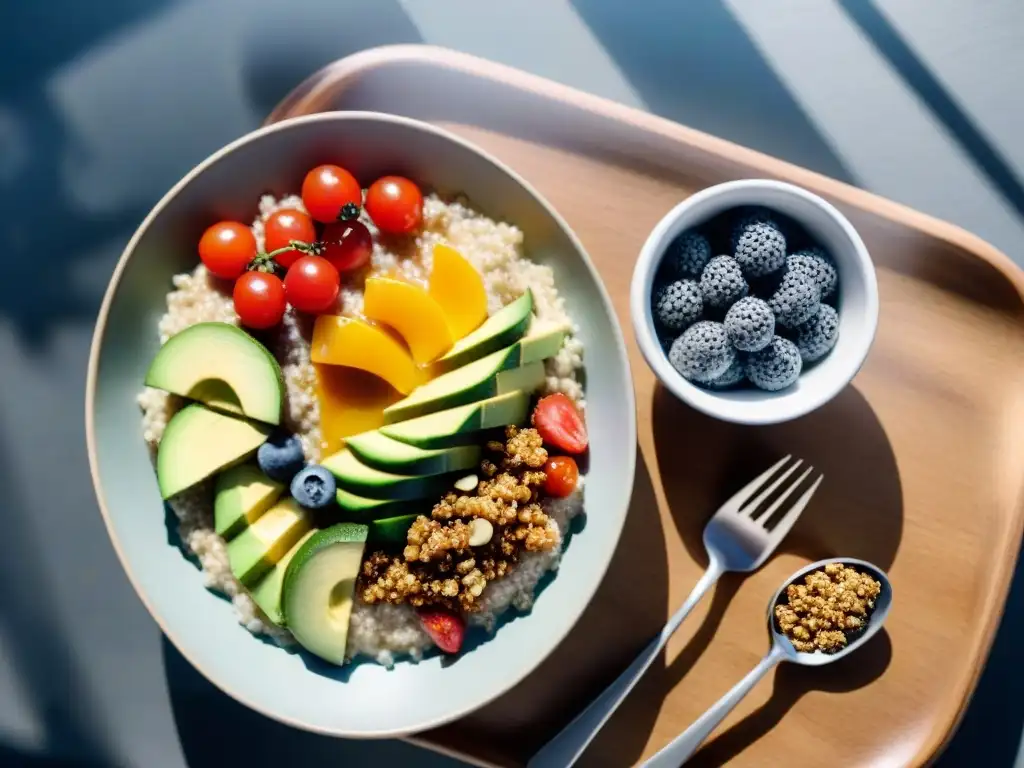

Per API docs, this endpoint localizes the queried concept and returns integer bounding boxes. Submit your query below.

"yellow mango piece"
[311,315,426,395]
[315,364,402,455]
[363,277,454,365]
[429,243,488,339]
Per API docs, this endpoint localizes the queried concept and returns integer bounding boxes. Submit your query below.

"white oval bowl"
[86,112,636,737]
[631,179,879,425]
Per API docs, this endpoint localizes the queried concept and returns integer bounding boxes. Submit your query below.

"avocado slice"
[249,529,316,626]
[335,487,430,522]
[227,497,312,587]
[157,404,271,499]
[283,523,369,666]
[145,322,284,425]
[433,290,533,373]
[214,463,285,539]
[367,514,420,545]
[380,391,530,449]
[345,430,481,475]
[322,448,462,501]
[383,324,563,423]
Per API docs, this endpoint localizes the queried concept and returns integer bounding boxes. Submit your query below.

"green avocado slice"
[382,322,560,424]
[283,523,369,666]
[214,463,285,539]
[345,430,481,475]
[321,448,463,501]
[433,290,534,373]
[145,322,284,425]
[156,404,271,500]
[380,391,530,449]
[249,529,316,626]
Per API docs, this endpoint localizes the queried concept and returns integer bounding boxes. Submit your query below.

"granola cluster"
[359,426,559,613]
[774,562,882,653]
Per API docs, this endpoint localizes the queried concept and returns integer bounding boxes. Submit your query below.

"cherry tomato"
[198,221,256,279]
[543,455,579,498]
[264,208,316,269]
[284,255,340,314]
[301,164,362,223]
[233,271,286,329]
[321,219,373,272]
[532,393,589,454]
[365,176,423,234]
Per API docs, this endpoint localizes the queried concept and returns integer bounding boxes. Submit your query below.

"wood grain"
[271,45,1024,768]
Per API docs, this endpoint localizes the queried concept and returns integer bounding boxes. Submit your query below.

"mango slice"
[315,364,403,455]
[363,277,454,365]
[429,243,488,339]
[311,316,427,395]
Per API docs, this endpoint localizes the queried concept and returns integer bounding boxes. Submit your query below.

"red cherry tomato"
[321,219,373,272]
[284,255,340,314]
[532,393,588,454]
[264,208,316,269]
[365,176,423,234]
[198,221,256,279]
[301,165,362,223]
[233,272,286,329]
[543,455,579,497]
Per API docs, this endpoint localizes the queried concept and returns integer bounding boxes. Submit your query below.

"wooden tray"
[268,45,1024,767]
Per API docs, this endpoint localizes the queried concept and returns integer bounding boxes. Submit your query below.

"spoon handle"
[642,645,786,768]
[527,561,724,768]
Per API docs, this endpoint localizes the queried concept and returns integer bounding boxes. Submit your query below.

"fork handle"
[527,560,725,768]
[642,645,786,768]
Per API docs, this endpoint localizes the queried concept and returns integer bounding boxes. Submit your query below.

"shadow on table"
[653,383,904,571]
[689,630,893,766]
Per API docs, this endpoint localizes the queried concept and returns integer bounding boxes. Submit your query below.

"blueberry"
[257,431,305,483]
[290,465,337,510]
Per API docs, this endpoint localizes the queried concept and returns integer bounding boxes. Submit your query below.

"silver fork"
[528,456,823,768]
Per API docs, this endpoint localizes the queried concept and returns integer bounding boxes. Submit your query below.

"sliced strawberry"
[418,608,466,654]
[532,393,588,454]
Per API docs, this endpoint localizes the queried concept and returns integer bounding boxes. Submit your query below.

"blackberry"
[724,297,775,352]
[769,269,820,327]
[668,321,736,383]
[787,248,838,300]
[729,207,777,248]
[667,231,712,278]
[705,354,746,389]
[793,304,839,363]
[746,336,803,391]
[700,256,748,309]
[733,219,787,277]
[653,279,703,332]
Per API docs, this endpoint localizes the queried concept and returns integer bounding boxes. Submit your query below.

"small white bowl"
[631,179,879,425]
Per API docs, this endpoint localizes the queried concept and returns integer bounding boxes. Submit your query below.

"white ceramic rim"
[84,110,637,738]
[630,179,879,425]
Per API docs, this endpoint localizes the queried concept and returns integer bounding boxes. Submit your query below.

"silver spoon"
[643,557,892,767]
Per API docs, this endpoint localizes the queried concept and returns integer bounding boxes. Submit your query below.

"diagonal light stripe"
[397,0,645,109]
[723,0,1024,262]
[878,0,1024,178]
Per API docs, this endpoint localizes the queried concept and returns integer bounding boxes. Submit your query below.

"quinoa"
[138,193,585,664]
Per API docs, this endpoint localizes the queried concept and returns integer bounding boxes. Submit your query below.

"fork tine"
[724,455,792,512]
[738,458,802,516]
[767,474,824,544]
[755,465,814,524]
